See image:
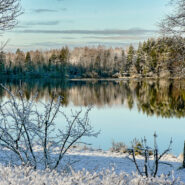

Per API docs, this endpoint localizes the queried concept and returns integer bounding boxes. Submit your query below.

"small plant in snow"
[110,140,127,153]
[131,138,153,156]
[0,84,99,170]
[131,138,145,156]
[128,133,173,177]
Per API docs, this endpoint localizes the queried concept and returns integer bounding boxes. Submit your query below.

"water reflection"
[0,78,185,118]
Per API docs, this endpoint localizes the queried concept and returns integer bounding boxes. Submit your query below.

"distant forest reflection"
[0,79,185,118]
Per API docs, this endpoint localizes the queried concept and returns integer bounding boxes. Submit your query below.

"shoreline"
[0,147,184,184]
[0,75,185,81]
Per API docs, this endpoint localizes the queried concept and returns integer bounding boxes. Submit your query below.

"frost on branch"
[0,84,99,170]
[0,165,182,185]
[128,133,173,177]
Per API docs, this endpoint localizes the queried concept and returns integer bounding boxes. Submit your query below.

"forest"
[0,36,185,79]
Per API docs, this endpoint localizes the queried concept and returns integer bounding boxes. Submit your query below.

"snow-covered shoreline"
[65,148,185,180]
[0,147,185,184]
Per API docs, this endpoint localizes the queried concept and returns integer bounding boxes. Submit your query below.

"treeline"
[0,37,185,79]
[0,47,69,78]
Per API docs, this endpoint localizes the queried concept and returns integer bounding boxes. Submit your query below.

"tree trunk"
[183,141,185,168]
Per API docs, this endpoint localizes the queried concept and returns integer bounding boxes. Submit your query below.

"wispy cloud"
[14,25,29,29]
[17,28,156,35]
[85,41,138,47]
[24,21,61,26]
[32,8,67,13]
[83,36,149,40]
[31,41,64,47]
[62,37,76,40]
[24,41,136,49]
[33,9,56,13]
[60,8,67,11]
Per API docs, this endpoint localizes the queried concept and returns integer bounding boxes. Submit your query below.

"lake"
[0,78,185,155]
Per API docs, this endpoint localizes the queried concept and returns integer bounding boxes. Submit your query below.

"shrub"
[0,84,99,170]
[128,133,172,177]
[0,165,182,185]
[110,141,127,153]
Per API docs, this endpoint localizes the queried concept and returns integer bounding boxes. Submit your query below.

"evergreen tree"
[0,51,5,74]
[58,46,69,77]
[125,45,135,75]
[25,52,32,72]
[15,49,25,74]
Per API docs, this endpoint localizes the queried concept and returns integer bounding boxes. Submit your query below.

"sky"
[2,0,172,51]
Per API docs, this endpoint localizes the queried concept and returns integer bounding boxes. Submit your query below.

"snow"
[65,148,185,181]
[0,147,185,184]
[0,165,183,185]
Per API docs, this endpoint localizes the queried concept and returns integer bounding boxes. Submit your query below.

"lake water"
[1,78,185,155]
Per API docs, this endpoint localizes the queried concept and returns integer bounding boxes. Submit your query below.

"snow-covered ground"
[0,165,183,185]
[0,147,185,184]
[66,148,185,180]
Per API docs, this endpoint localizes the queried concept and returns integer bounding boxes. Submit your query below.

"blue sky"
[2,0,171,51]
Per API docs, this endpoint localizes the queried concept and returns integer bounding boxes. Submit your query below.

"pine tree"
[15,49,25,74]
[0,51,5,74]
[126,45,135,75]
[58,46,69,77]
[25,52,32,72]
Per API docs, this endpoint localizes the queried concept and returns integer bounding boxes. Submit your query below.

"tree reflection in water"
[0,78,185,118]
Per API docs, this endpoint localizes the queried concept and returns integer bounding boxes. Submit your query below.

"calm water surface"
[1,79,185,155]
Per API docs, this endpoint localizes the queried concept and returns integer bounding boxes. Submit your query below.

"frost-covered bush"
[131,138,145,156]
[128,133,173,177]
[0,165,183,185]
[110,141,127,153]
[0,85,99,170]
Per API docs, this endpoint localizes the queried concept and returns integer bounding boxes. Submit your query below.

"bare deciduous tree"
[0,84,99,170]
[0,0,22,31]
[160,0,185,35]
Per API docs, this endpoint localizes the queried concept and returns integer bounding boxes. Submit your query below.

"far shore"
[69,77,185,81]
[1,75,185,82]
